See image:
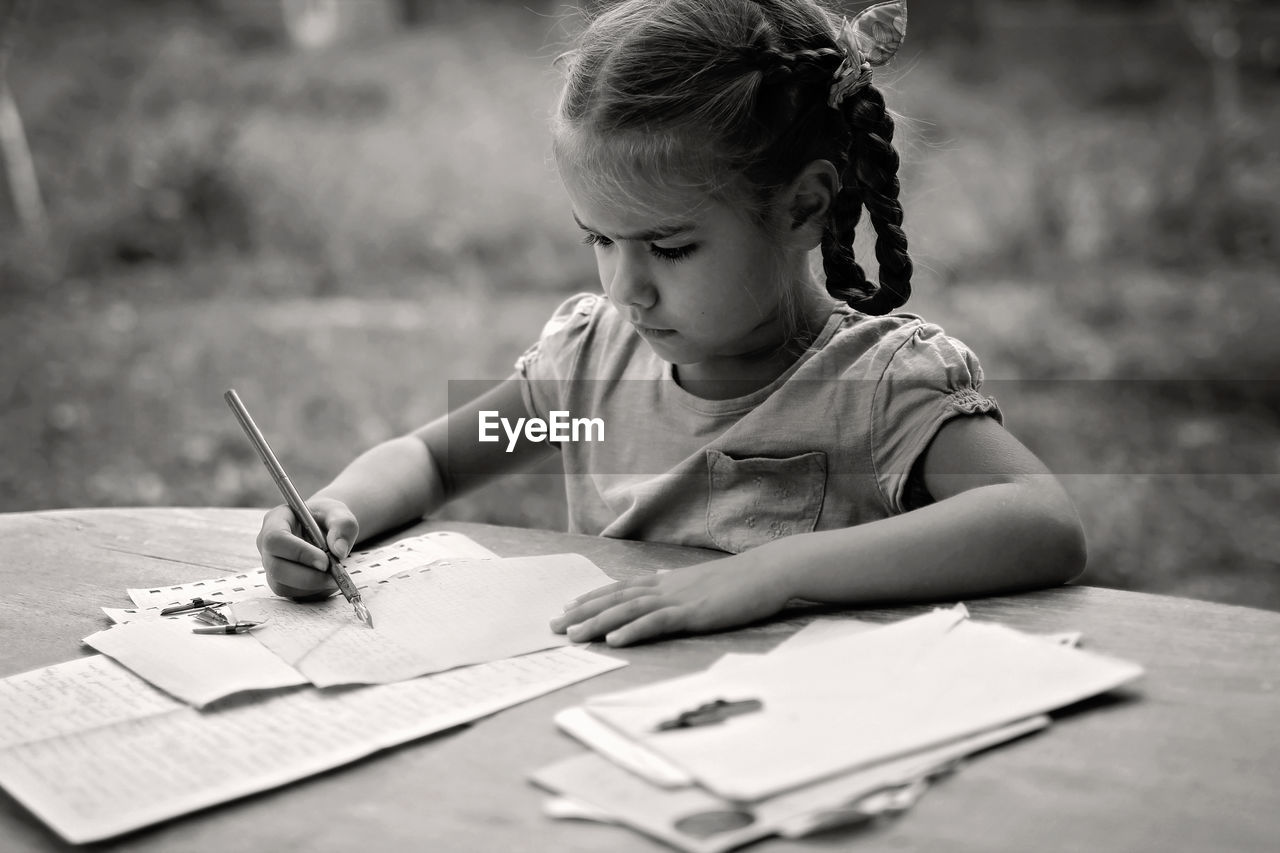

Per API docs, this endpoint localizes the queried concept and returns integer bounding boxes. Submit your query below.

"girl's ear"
[785,159,840,249]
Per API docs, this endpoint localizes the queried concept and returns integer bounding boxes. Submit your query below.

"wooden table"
[2,508,1278,853]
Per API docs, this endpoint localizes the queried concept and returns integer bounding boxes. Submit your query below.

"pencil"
[223,388,374,627]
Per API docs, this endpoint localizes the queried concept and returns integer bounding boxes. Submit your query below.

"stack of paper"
[0,531,630,843]
[531,605,1143,852]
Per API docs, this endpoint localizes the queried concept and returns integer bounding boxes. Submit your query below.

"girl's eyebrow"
[572,212,696,242]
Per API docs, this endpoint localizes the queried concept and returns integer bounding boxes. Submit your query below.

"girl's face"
[562,167,823,384]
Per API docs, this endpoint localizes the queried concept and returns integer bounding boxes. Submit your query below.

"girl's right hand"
[256,498,359,600]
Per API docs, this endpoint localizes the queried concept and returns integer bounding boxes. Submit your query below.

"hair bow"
[827,0,908,108]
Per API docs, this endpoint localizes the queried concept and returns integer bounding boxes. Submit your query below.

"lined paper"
[0,647,624,844]
[0,656,182,751]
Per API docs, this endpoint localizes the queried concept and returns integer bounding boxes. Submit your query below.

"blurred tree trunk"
[1178,0,1245,128]
[1174,0,1271,260]
[217,0,400,49]
[0,0,47,238]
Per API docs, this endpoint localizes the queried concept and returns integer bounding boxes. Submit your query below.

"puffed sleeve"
[870,320,1001,514]
[514,293,602,421]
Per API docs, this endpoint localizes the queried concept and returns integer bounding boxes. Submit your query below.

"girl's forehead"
[554,126,740,224]
[560,161,716,233]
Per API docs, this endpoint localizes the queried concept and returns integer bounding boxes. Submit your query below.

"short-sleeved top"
[514,293,1000,554]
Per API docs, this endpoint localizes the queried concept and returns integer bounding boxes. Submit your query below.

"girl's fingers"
[562,577,657,610]
[262,556,338,599]
[313,504,359,559]
[257,501,350,601]
[259,503,337,600]
[258,505,326,569]
[257,505,296,551]
[551,582,653,632]
[562,580,625,609]
[563,595,664,642]
[261,527,329,572]
[603,606,686,647]
[263,503,298,532]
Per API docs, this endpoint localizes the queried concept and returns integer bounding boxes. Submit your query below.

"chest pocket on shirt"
[705,450,828,553]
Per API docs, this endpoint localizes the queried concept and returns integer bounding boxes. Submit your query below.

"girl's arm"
[258,376,555,597]
[553,415,1086,646]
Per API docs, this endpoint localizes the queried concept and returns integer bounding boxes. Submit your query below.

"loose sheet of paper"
[0,646,624,845]
[250,553,612,687]
[768,615,883,653]
[83,618,308,707]
[583,608,1142,801]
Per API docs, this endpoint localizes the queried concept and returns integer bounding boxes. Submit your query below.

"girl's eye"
[582,232,695,262]
[650,243,696,262]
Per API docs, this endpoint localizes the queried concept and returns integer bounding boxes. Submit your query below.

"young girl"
[257,0,1085,647]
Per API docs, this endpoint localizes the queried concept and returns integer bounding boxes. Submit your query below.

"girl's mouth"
[635,324,676,339]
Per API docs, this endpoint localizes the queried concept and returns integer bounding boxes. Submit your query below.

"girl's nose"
[605,250,657,311]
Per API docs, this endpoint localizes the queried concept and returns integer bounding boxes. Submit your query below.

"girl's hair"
[554,0,912,315]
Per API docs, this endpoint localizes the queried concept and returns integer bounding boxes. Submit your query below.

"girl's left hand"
[550,555,790,647]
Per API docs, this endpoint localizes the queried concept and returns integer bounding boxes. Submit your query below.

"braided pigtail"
[822,83,911,315]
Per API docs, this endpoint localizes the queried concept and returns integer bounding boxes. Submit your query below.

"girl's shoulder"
[816,308,987,387]
[515,292,600,378]
[533,292,608,339]
[515,292,645,382]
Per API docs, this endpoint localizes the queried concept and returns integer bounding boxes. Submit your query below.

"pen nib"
[353,599,374,628]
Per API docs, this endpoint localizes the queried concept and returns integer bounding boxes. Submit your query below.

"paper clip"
[160,597,227,616]
[655,698,764,731]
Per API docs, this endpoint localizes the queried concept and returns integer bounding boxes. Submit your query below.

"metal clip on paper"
[654,698,764,732]
[182,602,269,635]
[160,597,228,616]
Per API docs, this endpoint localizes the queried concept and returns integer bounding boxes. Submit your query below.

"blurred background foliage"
[1,0,1277,609]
